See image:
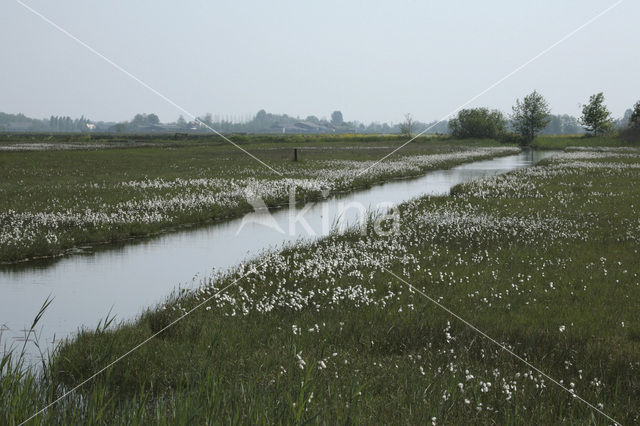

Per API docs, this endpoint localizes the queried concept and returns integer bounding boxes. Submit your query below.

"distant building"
[270,120,333,134]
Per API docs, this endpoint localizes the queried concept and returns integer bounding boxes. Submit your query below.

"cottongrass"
[1,148,516,261]
[8,147,638,424]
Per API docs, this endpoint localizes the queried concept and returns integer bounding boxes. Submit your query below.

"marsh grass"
[0,134,511,263]
[3,148,640,424]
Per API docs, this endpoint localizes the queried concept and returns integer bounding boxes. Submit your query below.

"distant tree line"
[1,95,638,139]
[0,112,99,133]
[49,115,91,132]
[177,110,450,135]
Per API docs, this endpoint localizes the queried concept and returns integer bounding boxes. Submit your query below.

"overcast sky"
[1,0,638,124]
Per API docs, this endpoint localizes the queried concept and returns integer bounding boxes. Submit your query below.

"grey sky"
[1,0,638,124]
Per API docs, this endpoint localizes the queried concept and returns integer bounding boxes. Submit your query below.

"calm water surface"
[0,150,556,361]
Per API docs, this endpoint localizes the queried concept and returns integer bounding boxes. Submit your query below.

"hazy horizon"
[2,0,638,124]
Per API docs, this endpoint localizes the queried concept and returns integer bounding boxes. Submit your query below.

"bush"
[629,100,640,129]
[620,126,640,144]
[448,108,505,139]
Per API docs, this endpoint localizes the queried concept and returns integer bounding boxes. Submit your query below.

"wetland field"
[0,134,512,263]
[1,134,639,424]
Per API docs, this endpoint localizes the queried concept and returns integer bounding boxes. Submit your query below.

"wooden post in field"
[294,148,298,161]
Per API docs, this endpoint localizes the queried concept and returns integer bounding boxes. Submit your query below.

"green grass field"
[2,145,639,424]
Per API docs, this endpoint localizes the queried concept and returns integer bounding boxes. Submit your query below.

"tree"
[511,91,551,144]
[255,109,267,121]
[558,114,583,134]
[131,113,160,126]
[629,101,640,129]
[540,114,584,135]
[543,115,563,135]
[147,113,160,125]
[580,92,613,135]
[400,113,414,137]
[200,113,213,126]
[131,114,146,125]
[330,111,344,126]
[448,108,505,139]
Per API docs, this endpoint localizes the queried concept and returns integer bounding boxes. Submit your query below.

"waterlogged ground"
[0,137,515,262]
[5,147,638,424]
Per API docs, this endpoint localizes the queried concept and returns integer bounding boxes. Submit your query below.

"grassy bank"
[0,134,515,263]
[3,147,639,424]
[532,134,638,149]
